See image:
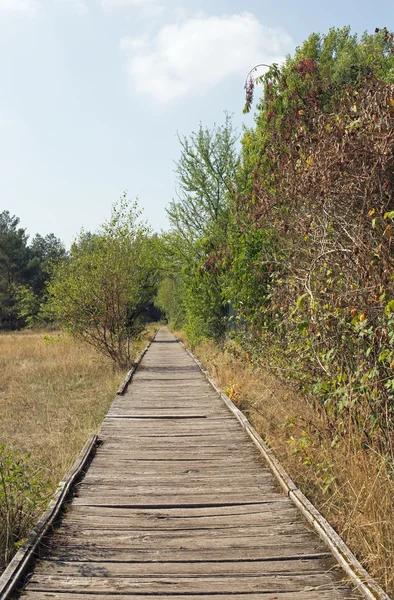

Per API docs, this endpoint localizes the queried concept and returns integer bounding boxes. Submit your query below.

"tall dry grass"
[0,331,122,484]
[0,328,151,570]
[184,335,394,596]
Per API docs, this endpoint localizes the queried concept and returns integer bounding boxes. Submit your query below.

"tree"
[48,197,158,369]
[167,113,238,246]
[29,233,66,293]
[164,115,240,344]
[0,212,30,329]
[0,211,67,329]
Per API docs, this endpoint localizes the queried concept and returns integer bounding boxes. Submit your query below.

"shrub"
[0,445,48,571]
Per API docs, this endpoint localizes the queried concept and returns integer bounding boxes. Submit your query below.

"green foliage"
[223,226,282,330]
[155,276,185,330]
[230,25,394,450]
[0,211,66,330]
[0,211,31,329]
[164,115,239,345]
[0,445,48,570]
[182,267,227,347]
[48,196,158,368]
[167,113,239,245]
[12,285,41,329]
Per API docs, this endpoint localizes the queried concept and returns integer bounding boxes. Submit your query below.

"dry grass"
[0,327,153,571]
[0,328,154,570]
[0,329,153,485]
[0,331,121,486]
[181,334,394,596]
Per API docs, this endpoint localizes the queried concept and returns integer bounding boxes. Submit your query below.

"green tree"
[165,115,240,344]
[155,275,185,329]
[0,212,30,329]
[48,197,158,369]
[0,211,67,329]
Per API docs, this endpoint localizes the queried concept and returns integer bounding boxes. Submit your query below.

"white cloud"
[0,0,39,14]
[121,12,293,103]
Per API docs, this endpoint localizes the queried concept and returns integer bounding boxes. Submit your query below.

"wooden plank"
[63,501,294,519]
[60,508,304,530]
[51,523,314,544]
[72,495,285,507]
[20,590,355,600]
[77,482,274,493]
[39,544,330,563]
[76,485,276,495]
[91,450,259,459]
[45,530,321,549]
[33,557,337,577]
[26,573,342,594]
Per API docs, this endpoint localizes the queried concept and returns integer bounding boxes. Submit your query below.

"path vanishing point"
[13,328,363,599]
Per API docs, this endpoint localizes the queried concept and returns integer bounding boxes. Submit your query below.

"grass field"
[0,328,152,570]
[182,335,394,596]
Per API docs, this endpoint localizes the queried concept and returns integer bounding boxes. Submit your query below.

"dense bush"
[228,28,394,450]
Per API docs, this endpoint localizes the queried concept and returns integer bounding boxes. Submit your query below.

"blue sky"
[1,0,392,247]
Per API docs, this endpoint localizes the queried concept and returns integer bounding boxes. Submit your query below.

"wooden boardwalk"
[18,328,361,599]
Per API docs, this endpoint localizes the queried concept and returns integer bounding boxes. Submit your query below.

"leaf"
[345,118,362,130]
[385,300,394,314]
[296,293,308,309]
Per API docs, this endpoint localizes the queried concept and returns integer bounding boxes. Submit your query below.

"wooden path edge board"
[0,331,157,600]
[176,338,391,600]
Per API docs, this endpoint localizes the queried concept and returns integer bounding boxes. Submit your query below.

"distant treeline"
[0,211,66,330]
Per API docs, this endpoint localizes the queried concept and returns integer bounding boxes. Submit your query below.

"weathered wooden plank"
[63,501,294,519]
[51,523,313,544]
[60,509,304,530]
[33,557,337,577]
[97,439,254,447]
[20,590,355,600]
[72,495,285,507]
[81,472,273,483]
[40,544,330,563]
[45,530,322,550]
[91,450,260,460]
[83,466,266,477]
[26,573,343,594]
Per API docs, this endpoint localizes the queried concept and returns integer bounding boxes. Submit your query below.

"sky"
[0,0,393,247]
